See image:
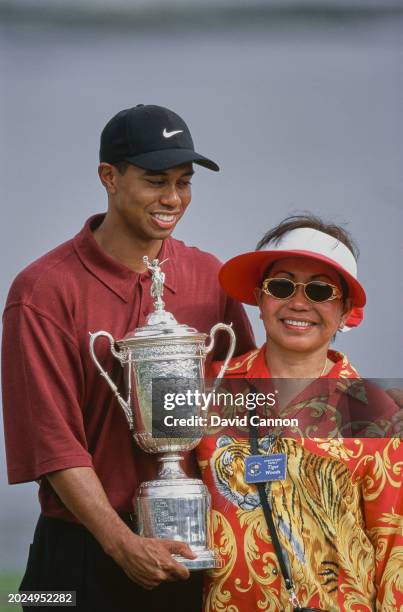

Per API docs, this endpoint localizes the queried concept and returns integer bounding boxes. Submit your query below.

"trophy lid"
[117,256,207,345]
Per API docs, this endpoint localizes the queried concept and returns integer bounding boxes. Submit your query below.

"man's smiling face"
[107,162,194,242]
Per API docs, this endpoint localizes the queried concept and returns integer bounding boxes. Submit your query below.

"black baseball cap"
[99,104,219,172]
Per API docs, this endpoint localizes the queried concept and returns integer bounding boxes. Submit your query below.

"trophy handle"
[89,331,133,430]
[205,323,236,386]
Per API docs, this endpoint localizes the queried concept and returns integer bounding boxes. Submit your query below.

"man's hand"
[386,388,403,436]
[111,533,195,589]
[47,467,195,589]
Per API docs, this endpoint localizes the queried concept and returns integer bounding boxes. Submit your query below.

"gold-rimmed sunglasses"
[261,277,342,304]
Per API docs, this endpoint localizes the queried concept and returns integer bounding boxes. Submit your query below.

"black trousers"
[20,515,202,612]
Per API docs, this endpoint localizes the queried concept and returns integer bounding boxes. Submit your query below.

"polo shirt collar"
[73,214,177,302]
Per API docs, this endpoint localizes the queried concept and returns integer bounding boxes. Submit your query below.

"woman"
[197,215,403,612]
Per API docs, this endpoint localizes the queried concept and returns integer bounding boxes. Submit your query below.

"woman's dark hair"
[256,214,359,299]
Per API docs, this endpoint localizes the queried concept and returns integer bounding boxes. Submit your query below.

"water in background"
[1,12,403,571]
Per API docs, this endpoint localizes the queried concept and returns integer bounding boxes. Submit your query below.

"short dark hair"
[256,214,359,299]
[113,160,130,175]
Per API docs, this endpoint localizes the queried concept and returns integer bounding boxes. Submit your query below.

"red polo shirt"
[2,214,255,521]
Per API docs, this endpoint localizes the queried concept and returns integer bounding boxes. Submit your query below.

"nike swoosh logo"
[163,128,183,138]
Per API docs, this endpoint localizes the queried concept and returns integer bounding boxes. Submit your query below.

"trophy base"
[135,476,218,572]
[173,549,221,571]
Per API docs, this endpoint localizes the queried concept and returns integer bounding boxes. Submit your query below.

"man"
[1,105,255,611]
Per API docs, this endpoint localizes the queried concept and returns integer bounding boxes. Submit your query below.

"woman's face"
[255,256,352,355]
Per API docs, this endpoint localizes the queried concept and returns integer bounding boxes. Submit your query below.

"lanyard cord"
[248,407,300,607]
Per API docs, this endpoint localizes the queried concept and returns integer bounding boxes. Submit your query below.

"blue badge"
[245,454,287,483]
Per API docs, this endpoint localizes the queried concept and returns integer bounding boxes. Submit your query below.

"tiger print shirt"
[197,347,403,612]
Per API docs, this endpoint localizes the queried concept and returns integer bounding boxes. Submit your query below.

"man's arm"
[47,466,195,589]
[2,302,194,589]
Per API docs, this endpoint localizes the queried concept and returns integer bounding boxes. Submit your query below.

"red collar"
[73,214,177,302]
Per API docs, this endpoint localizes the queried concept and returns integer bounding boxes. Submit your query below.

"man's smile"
[150,212,180,229]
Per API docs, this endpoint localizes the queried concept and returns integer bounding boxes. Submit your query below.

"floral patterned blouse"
[197,346,403,612]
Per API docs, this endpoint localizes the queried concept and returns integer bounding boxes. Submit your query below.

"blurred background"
[1,0,403,596]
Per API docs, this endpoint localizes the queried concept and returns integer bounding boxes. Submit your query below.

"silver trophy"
[89,257,235,569]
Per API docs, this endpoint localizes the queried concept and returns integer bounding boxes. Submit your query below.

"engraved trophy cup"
[89,257,235,569]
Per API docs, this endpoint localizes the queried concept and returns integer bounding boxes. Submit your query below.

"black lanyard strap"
[248,408,300,607]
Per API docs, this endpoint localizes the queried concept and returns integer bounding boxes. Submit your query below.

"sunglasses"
[261,277,342,304]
